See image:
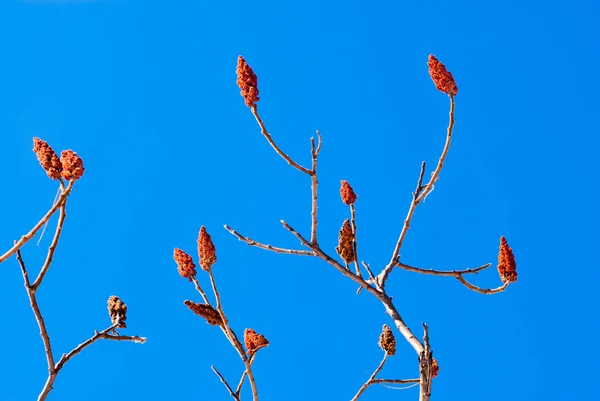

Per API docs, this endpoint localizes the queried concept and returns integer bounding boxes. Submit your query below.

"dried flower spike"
[107,295,127,328]
[244,328,269,355]
[428,55,458,96]
[378,324,396,356]
[431,358,440,378]
[340,180,357,205]
[197,226,217,271]
[184,301,224,326]
[174,248,197,281]
[60,149,85,181]
[236,56,259,107]
[497,236,517,283]
[33,138,62,180]
[336,219,355,264]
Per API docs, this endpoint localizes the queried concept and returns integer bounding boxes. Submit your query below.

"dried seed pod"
[107,295,127,328]
[60,150,85,181]
[431,358,440,378]
[428,55,458,96]
[174,248,197,281]
[497,236,517,283]
[236,56,259,107]
[33,138,62,180]
[244,328,269,355]
[340,180,357,205]
[378,324,396,356]
[197,226,217,271]
[184,301,223,326]
[336,219,355,264]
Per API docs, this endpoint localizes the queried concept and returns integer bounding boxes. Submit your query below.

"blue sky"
[1,1,599,400]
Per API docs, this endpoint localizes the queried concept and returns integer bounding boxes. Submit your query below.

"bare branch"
[397,262,492,277]
[373,378,420,385]
[224,225,314,256]
[250,105,312,175]
[351,353,388,401]
[455,275,509,294]
[212,366,239,401]
[350,204,362,279]
[310,132,321,245]
[1,180,75,264]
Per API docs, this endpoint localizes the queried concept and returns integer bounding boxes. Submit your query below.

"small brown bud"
[497,236,517,283]
[236,56,259,107]
[428,55,458,96]
[184,301,224,326]
[33,138,62,180]
[244,328,269,355]
[60,150,85,181]
[107,295,127,328]
[197,226,217,271]
[174,248,197,281]
[336,219,355,264]
[431,358,440,378]
[378,324,396,356]
[340,180,357,205]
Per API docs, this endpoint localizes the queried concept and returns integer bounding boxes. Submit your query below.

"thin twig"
[235,353,257,397]
[350,204,362,279]
[251,106,312,175]
[15,248,55,376]
[192,277,212,305]
[224,225,315,256]
[397,262,492,277]
[310,131,322,245]
[38,322,145,401]
[212,366,239,401]
[379,96,456,288]
[455,275,509,294]
[1,180,75,264]
[372,378,420,384]
[351,353,388,401]
[419,323,433,401]
[32,199,69,289]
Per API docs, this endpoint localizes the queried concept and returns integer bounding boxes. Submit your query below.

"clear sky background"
[1,1,599,400]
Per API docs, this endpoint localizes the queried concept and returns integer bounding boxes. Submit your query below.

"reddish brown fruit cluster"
[431,358,440,378]
[174,248,197,281]
[107,295,127,328]
[340,180,357,205]
[184,301,224,326]
[244,328,269,355]
[336,219,355,264]
[428,55,458,96]
[60,150,85,181]
[197,226,217,271]
[236,56,259,107]
[497,236,517,283]
[378,324,396,356]
[33,138,63,180]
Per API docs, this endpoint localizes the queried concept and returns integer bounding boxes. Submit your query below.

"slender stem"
[351,353,388,401]
[350,204,362,278]
[372,378,420,384]
[310,132,322,245]
[32,199,68,289]
[397,262,492,277]
[224,225,314,256]
[455,275,509,294]
[251,106,312,175]
[212,366,239,401]
[1,180,75,264]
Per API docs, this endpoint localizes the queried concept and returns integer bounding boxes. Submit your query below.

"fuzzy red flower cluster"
[340,180,357,205]
[174,248,197,281]
[197,226,217,271]
[244,328,269,355]
[33,138,85,181]
[236,56,259,107]
[497,236,517,283]
[428,55,458,96]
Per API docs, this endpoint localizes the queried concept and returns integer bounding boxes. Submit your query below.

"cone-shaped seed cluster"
[431,358,440,378]
[336,219,355,264]
[236,56,259,107]
[174,248,197,281]
[340,180,357,205]
[33,138,63,180]
[378,324,396,356]
[107,295,127,328]
[244,328,269,355]
[428,55,458,96]
[60,150,85,181]
[197,226,217,271]
[184,300,224,326]
[497,236,517,283]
